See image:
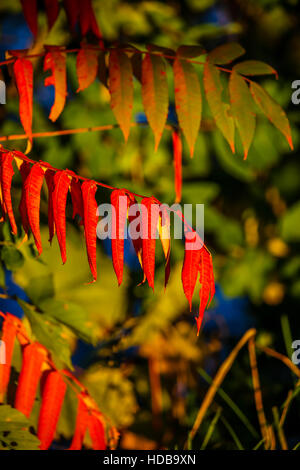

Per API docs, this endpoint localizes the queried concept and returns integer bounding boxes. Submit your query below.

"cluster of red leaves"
[0,312,112,450]
[0,147,214,332]
[20,0,102,40]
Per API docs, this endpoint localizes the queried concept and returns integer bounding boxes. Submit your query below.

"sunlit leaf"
[229,70,256,159]
[173,55,202,156]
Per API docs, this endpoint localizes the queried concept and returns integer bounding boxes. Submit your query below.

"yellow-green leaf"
[109,49,133,141]
[203,59,235,152]
[173,56,202,156]
[229,70,256,159]
[208,42,245,65]
[141,53,168,150]
[234,60,277,77]
[250,81,293,150]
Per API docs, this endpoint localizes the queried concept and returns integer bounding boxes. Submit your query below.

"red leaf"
[70,177,84,224]
[111,189,129,286]
[0,314,19,401]
[78,0,102,39]
[45,169,55,243]
[63,0,79,32]
[24,163,45,255]
[69,394,90,450]
[141,197,160,291]
[13,57,33,143]
[81,180,98,282]
[0,151,17,234]
[18,161,31,235]
[52,170,71,264]
[14,342,46,418]
[88,413,106,450]
[181,230,203,311]
[127,195,143,271]
[196,248,214,335]
[172,130,182,203]
[44,0,59,30]
[37,370,67,450]
[76,45,99,92]
[44,46,67,122]
[21,0,38,37]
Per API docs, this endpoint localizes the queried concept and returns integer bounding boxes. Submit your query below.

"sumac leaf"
[0,151,17,234]
[52,170,71,264]
[44,46,67,122]
[69,394,90,450]
[196,248,215,335]
[45,169,55,243]
[70,178,84,224]
[173,55,201,157]
[21,0,38,37]
[14,342,47,418]
[229,70,256,159]
[88,413,106,450]
[76,45,99,92]
[181,230,203,311]
[81,180,98,282]
[111,189,129,286]
[141,53,168,150]
[203,59,235,152]
[18,161,31,235]
[44,0,59,30]
[250,81,293,150]
[141,197,160,291]
[109,49,133,141]
[208,42,245,65]
[37,370,67,450]
[234,60,277,77]
[13,57,33,143]
[24,163,45,255]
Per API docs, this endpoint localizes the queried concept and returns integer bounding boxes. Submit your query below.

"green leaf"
[40,298,96,345]
[81,367,138,429]
[176,45,206,58]
[19,300,73,370]
[141,53,168,150]
[173,56,202,156]
[234,60,277,77]
[208,42,245,65]
[280,202,300,242]
[25,273,55,305]
[229,70,256,159]
[109,49,133,141]
[1,245,25,271]
[204,60,235,152]
[250,81,293,150]
[0,405,40,450]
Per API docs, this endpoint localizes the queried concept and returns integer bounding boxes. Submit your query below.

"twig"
[248,336,269,449]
